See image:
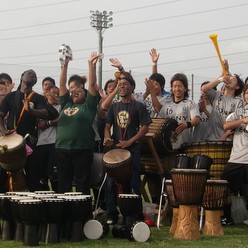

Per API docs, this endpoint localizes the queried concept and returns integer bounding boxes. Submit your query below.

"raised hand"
[149,48,160,63]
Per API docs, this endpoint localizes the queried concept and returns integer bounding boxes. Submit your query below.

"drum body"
[175,154,191,169]
[165,180,178,208]
[202,180,228,236]
[0,195,12,220]
[0,134,26,172]
[141,118,178,155]
[117,194,142,217]
[171,169,208,205]
[202,180,228,210]
[90,153,105,188]
[60,195,92,222]
[42,198,64,223]
[18,199,43,225]
[103,149,132,184]
[182,141,232,179]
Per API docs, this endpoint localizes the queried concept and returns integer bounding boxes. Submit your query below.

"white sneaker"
[93,207,106,216]
[243,219,248,225]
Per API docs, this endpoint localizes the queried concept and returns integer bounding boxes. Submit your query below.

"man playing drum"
[104,72,152,225]
[0,69,58,192]
[147,73,200,168]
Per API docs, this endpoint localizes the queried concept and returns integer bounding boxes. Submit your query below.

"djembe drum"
[58,195,92,242]
[9,196,33,242]
[165,179,179,235]
[175,154,191,169]
[18,199,43,246]
[202,180,228,236]
[103,149,133,193]
[42,197,65,244]
[171,169,208,240]
[0,194,14,240]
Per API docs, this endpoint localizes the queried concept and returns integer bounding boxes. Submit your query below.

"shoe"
[107,218,118,225]
[243,219,248,225]
[221,217,234,226]
[93,207,106,216]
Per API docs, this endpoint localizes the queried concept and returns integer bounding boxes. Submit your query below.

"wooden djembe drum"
[171,168,208,240]
[202,179,228,236]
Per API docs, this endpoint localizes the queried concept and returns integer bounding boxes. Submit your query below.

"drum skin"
[103,149,133,184]
[141,118,178,155]
[0,134,26,172]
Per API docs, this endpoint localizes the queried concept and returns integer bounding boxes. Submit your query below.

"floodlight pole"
[90,10,113,89]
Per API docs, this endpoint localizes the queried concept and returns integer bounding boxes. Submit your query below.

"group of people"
[0,48,247,227]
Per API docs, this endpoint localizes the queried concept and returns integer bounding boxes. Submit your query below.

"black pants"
[56,149,93,194]
[26,144,58,192]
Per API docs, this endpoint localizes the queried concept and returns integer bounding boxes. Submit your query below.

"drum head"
[83,220,103,240]
[162,119,178,153]
[131,221,150,242]
[103,149,131,165]
[0,133,23,149]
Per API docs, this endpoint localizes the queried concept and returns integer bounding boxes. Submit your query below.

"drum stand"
[83,173,109,240]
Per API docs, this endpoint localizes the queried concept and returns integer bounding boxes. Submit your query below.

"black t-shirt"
[106,100,152,152]
[0,90,47,137]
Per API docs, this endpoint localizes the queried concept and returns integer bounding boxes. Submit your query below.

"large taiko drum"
[182,141,232,179]
[103,149,133,185]
[202,180,228,236]
[141,118,178,155]
[171,168,208,240]
[0,133,26,172]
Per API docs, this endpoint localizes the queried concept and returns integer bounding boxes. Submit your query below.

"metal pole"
[191,73,194,101]
[98,31,103,89]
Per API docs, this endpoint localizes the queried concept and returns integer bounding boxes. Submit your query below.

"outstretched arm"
[88,52,100,96]
[59,57,70,96]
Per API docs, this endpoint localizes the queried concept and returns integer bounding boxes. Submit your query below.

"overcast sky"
[0,0,248,100]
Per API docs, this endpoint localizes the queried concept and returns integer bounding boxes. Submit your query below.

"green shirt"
[56,91,97,150]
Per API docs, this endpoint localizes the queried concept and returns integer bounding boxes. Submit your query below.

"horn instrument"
[209,33,228,76]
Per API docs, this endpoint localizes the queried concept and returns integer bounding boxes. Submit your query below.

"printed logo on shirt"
[64,106,79,116]
[117,110,129,128]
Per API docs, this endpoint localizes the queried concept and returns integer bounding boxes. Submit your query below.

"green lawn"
[1,222,248,248]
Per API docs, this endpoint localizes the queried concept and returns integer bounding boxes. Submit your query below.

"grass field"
[1,218,248,248]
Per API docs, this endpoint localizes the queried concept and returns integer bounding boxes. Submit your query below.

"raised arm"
[109,58,125,73]
[149,48,160,74]
[100,79,119,111]
[146,78,163,112]
[59,57,70,96]
[88,51,100,96]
